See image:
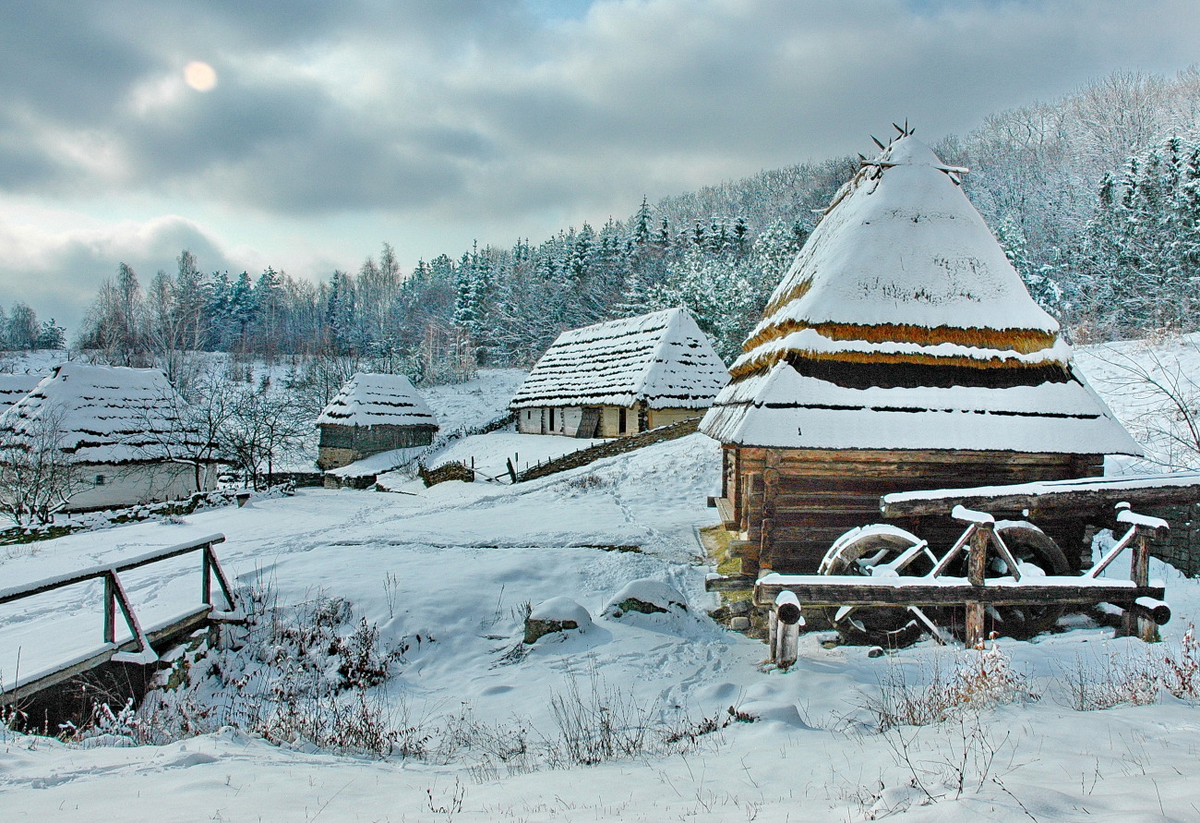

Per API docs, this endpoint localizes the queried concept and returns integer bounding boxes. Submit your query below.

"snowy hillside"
[1,341,1200,820]
[1076,332,1200,472]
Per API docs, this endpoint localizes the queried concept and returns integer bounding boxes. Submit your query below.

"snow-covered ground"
[1,342,1200,820]
[420,369,527,433]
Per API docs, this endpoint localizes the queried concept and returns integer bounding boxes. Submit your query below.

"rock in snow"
[524,596,593,643]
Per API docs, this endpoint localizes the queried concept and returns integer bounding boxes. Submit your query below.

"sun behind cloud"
[183,61,218,92]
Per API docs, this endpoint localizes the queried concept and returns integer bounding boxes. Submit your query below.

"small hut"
[510,308,727,437]
[0,363,215,511]
[316,373,438,471]
[701,134,1141,575]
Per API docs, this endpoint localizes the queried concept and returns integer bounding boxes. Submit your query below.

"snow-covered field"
[2,343,1200,820]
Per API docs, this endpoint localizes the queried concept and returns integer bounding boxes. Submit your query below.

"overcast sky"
[2,0,1198,332]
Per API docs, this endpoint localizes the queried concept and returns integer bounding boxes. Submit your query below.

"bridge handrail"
[0,534,227,605]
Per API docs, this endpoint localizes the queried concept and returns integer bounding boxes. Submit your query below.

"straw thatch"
[702,135,1139,456]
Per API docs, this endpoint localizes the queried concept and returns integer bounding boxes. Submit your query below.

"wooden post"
[202,545,212,606]
[206,543,239,614]
[103,572,116,644]
[768,609,779,663]
[773,591,803,668]
[1124,530,1159,642]
[965,525,990,647]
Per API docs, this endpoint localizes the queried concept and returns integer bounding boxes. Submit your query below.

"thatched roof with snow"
[316,373,438,429]
[509,308,728,411]
[0,363,207,464]
[702,135,1140,455]
[0,374,45,408]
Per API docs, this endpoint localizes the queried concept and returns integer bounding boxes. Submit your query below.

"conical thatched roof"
[317,373,438,429]
[509,308,728,411]
[702,135,1140,455]
[0,363,206,464]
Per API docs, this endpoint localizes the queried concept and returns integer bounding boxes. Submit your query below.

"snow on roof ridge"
[510,307,728,410]
[316,372,438,428]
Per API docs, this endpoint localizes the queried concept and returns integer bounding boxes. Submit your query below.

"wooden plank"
[1,646,119,704]
[714,497,736,530]
[1,607,211,704]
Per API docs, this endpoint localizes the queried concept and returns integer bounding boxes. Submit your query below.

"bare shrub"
[863,642,1035,732]
[881,712,1019,805]
[1059,647,1161,710]
[1160,624,1200,700]
[1059,623,1200,710]
[545,666,656,766]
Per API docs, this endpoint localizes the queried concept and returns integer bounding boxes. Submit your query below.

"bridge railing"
[0,534,238,701]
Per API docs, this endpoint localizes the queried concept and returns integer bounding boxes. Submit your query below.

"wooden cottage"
[316,373,438,471]
[701,134,1141,576]
[510,308,728,438]
[0,363,216,511]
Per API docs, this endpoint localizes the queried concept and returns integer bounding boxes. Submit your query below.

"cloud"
[0,214,238,332]
[3,0,1200,317]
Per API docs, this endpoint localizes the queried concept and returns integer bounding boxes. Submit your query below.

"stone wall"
[1145,501,1200,576]
[517,417,700,482]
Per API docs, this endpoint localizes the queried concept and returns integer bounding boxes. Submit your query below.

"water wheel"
[945,521,1070,641]
[818,525,936,648]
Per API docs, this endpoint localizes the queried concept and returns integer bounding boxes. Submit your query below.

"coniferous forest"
[16,68,1199,389]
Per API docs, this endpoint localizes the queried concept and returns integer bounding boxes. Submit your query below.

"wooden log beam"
[881,473,1200,520]
[753,575,1166,610]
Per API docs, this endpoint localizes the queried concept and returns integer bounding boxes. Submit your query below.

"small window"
[618,407,627,434]
[94,474,106,486]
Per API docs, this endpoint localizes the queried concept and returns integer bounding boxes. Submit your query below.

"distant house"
[0,363,216,512]
[702,135,1141,576]
[0,374,45,409]
[510,308,727,438]
[316,373,439,471]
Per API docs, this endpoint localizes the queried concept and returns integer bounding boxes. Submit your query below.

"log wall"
[724,446,1102,575]
[317,424,437,470]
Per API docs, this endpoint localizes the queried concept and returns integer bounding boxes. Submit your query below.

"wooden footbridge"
[0,534,241,706]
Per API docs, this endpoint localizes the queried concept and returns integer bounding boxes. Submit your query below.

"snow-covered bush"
[136,586,420,757]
